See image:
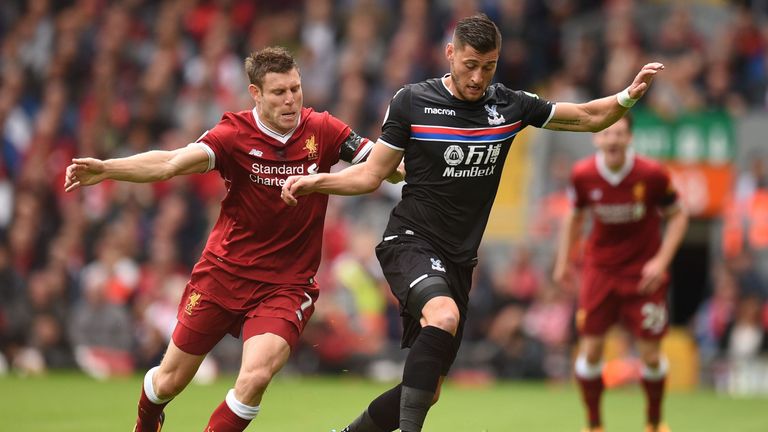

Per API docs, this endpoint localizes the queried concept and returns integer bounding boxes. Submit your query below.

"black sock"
[368,384,401,431]
[341,410,386,432]
[342,384,401,432]
[399,326,454,431]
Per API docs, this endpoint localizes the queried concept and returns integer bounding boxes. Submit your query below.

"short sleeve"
[513,90,555,128]
[569,170,589,209]
[197,113,239,173]
[317,112,352,167]
[657,167,679,208]
[379,87,411,151]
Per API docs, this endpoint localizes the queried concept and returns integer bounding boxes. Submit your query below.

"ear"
[248,84,260,102]
[445,43,454,62]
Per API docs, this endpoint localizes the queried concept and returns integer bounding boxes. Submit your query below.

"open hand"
[627,62,665,100]
[64,158,107,192]
[638,256,666,294]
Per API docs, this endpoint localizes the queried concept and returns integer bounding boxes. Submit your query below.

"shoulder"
[302,106,349,131]
[300,106,325,125]
[412,77,441,91]
[634,155,669,176]
[202,110,251,145]
[572,156,596,178]
[215,110,254,133]
[399,78,443,100]
[489,83,540,102]
[301,106,319,119]
[221,110,253,123]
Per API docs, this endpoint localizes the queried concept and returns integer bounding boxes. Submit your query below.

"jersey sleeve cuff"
[540,104,557,129]
[351,139,374,165]
[378,138,405,152]
[187,142,215,172]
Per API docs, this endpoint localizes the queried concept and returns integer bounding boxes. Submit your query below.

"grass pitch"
[1,372,766,431]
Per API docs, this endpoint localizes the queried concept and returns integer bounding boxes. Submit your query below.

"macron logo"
[424,107,456,116]
[249,149,263,157]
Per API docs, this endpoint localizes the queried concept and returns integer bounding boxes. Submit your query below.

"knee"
[234,367,274,403]
[427,312,459,334]
[583,349,602,365]
[154,368,192,399]
[641,351,662,368]
[578,339,604,365]
[423,302,460,335]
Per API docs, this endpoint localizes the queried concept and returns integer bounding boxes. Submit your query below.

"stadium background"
[0,0,767,414]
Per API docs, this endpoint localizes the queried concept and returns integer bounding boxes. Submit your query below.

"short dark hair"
[453,14,501,53]
[244,46,299,88]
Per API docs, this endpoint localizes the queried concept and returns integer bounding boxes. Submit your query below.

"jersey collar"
[596,148,635,186]
[252,107,301,144]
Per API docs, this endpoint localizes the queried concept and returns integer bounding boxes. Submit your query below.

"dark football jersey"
[379,76,554,263]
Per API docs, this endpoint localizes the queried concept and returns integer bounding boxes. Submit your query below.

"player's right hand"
[281,175,313,206]
[64,158,108,192]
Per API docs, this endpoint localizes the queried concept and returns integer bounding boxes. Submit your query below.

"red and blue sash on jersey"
[410,120,522,143]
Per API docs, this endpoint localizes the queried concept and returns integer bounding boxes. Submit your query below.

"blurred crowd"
[0,0,767,387]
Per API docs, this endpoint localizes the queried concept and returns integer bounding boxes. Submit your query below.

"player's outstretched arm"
[282,141,403,206]
[64,145,211,192]
[545,62,665,133]
[553,208,584,285]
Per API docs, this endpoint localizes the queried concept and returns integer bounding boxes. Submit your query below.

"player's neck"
[606,159,625,172]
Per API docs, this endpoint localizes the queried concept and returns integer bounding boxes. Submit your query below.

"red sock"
[205,400,252,432]
[134,387,168,432]
[641,377,665,426]
[577,375,604,427]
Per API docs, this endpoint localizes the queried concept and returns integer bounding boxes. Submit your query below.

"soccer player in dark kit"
[282,14,664,432]
[64,46,395,432]
[553,114,688,432]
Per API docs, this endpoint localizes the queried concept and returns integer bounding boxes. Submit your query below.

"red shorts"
[173,259,318,355]
[576,266,669,340]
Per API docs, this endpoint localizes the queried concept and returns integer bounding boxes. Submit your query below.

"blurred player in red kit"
[553,114,689,432]
[64,46,399,432]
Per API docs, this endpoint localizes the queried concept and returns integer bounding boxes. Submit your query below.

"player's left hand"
[385,162,406,184]
[627,62,665,100]
[638,256,666,294]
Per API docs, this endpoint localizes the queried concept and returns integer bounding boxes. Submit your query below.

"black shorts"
[375,233,475,373]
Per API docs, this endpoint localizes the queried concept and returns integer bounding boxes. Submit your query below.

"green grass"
[1,372,766,431]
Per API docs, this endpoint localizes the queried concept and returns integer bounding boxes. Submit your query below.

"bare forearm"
[580,96,630,132]
[547,96,629,133]
[555,211,582,274]
[104,150,181,182]
[655,208,689,269]
[309,164,385,195]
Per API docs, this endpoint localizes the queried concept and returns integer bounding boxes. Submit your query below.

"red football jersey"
[195,107,363,284]
[569,151,679,277]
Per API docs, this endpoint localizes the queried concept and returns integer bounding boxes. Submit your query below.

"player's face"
[593,118,633,170]
[250,68,303,134]
[446,42,499,102]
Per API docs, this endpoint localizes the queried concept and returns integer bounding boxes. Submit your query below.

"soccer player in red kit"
[553,114,689,432]
[64,47,394,432]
